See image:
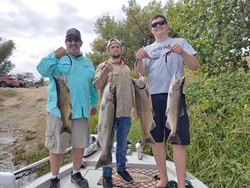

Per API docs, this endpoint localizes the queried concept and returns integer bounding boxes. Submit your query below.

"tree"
[16,72,35,81]
[87,0,165,68]
[88,0,249,75]
[167,0,250,76]
[0,38,15,74]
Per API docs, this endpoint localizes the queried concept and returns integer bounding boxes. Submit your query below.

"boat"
[0,135,208,188]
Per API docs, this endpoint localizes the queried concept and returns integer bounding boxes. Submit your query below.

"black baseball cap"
[66,28,81,40]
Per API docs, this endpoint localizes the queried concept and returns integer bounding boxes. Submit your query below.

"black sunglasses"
[66,37,81,43]
[151,20,166,28]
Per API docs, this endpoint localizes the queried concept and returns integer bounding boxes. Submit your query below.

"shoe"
[71,172,89,188]
[48,177,60,188]
[166,180,177,188]
[102,176,113,188]
[117,170,133,183]
[185,180,193,188]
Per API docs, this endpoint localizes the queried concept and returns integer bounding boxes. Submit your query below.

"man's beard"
[111,54,121,58]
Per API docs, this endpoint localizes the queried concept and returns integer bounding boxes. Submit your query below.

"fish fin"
[166,121,171,130]
[167,134,181,145]
[150,121,156,130]
[95,154,112,169]
[152,109,155,117]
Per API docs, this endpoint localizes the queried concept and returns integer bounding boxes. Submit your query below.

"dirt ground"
[0,86,47,153]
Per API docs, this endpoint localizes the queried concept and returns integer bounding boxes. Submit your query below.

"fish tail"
[142,135,155,144]
[167,134,181,144]
[95,154,112,169]
[60,124,71,134]
[96,140,102,150]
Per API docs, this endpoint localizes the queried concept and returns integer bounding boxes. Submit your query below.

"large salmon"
[95,83,116,169]
[132,74,156,144]
[165,73,185,144]
[54,75,72,134]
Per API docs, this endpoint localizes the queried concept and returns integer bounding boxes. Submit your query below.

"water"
[0,134,15,172]
[0,131,15,188]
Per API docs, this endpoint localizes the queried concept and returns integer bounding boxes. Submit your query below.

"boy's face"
[151,17,168,38]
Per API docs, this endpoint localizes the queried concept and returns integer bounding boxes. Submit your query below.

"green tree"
[87,0,165,68]
[167,0,250,76]
[86,15,124,67]
[0,38,16,74]
[88,0,249,75]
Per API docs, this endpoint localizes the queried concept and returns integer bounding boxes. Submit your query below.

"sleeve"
[36,52,59,77]
[182,39,197,56]
[93,62,107,89]
[89,69,99,108]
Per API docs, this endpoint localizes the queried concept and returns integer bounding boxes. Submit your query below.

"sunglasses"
[151,20,166,28]
[66,37,81,43]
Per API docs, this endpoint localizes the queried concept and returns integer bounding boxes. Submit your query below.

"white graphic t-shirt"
[142,37,197,95]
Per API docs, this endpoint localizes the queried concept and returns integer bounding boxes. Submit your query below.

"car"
[17,77,30,88]
[0,74,19,87]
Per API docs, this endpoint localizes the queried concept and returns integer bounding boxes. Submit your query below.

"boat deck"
[23,151,208,188]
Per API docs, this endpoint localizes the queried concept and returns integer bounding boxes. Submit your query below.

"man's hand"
[169,44,184,55]
[135,48,150,60]
[103,61,114,73]
[90,108,97,116]
[55,47,67,59]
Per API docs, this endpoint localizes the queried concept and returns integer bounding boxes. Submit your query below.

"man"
[37,28,98,188]
[94,38,134,188]
[135,15,198,188]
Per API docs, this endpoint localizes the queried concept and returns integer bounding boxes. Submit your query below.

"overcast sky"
[0,0,157,80]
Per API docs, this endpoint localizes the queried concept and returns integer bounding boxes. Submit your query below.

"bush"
[185,71,250,187]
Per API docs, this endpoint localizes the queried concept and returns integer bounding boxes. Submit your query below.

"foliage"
[0,38,16,74]
[87,0,165,68]
[167,0,250,76]
[16,72,35,81]
[185,71,250,187]
[88,0,249,75]
[35,77,45,86]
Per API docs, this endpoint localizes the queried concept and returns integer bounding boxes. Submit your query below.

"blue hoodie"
[37,52,98,119]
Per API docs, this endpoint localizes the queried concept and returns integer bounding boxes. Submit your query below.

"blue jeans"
[103,117,131,177]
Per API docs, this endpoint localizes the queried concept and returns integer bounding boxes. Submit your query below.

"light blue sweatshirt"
[37,52,98,119]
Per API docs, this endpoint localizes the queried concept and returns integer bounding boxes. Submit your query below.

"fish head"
[54,75,68,88]
[171,74,185,92]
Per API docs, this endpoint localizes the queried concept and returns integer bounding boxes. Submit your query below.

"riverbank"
[0,87,47,171]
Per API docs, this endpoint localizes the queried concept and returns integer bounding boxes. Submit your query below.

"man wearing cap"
[37,28,98,188]
[94,38,135,187]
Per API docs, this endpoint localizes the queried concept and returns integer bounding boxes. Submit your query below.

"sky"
[0,0,157,80]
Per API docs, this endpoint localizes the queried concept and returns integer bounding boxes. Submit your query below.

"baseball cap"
[107,38,122,49]
[66,28,81,40]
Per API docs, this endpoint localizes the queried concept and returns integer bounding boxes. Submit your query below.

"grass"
[185,71,250,187]
[0,88,18,97]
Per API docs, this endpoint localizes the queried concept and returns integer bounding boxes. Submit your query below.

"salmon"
[132,74,156,145]
[54,75,72,134]
[95,83,116,169]
[165,74,184,144]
